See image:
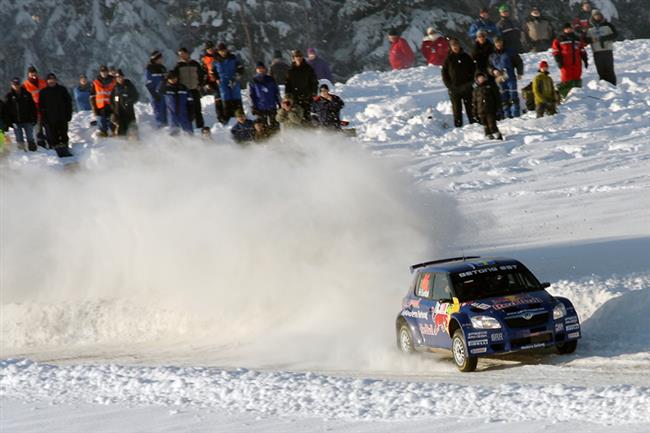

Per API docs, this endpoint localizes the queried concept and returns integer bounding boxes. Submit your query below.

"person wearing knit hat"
[201,41,226,124]
[552,24,588,98]
[145,49,168,128]
[162,70,192,135]
[472,70,502,140]
[174,44,207,131]
[230,108,255,144]
[285,49,318,121]
[468,6,501,40]
[532,60,557,118]
[496,3,524,53]
[306,47,334,83]
[442,37,476,128]
[73,73,92,112]
[23,65,47,148]
[586,8,618,85]
[6,76,38,151]
[524,6,553,52]
[248,60,281,132]
[488,35,524,118]
[38,71,73,157]
[420,26,449,66]
[212,43,245,125]
[388,29,415,70]
[572,0,592,35]
[110,68,140,137]
[270,49,290,86]
[311,81,345,130]
[91,63,117,137]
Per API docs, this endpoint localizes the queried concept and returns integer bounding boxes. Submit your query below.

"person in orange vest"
[22,66,48,148]
[90,65,116,137]
[202,41,226,125]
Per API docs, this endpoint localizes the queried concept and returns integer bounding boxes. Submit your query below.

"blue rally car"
[395,256,581,372]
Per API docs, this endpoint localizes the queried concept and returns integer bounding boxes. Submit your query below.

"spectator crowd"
[0,1,620,155]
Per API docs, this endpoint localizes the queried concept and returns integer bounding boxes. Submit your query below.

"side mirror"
[540,282,551,289]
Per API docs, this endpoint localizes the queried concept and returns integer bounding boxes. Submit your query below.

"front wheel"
[556,339,578,354]
[452,331,478,372]
[397,324,415,354]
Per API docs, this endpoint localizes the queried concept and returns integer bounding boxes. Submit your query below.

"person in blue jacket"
[230,109,255,144]
[213,43,244,124]
[488,36,524,118]
[73,75,92,111]
[145,50,168,128]
[162,71,192,135]
[468,7,501,41]
[248,61,281,132]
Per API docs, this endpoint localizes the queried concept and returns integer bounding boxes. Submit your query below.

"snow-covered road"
[2,40,649,432]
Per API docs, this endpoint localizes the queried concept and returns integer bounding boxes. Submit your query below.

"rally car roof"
[410,256,521,273]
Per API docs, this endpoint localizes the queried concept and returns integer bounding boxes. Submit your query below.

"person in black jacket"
[496,4,524,53]
[471,30,495,74]
[174,47,206,131]
[285,50,318,122]
[0,97,9,152]
[110,70,140,137]
[311,84,344,129]
[442,39,476,128]
[39,73,73,157]
[270,50,290,86]
[472,72,502,140]
[5,77,37,151]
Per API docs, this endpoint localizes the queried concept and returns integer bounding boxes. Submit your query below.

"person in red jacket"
[552,23,588,98]
[388,29,415,70]
[420,27,449,66]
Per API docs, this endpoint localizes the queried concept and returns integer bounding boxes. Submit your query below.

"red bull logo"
[432,302,451,335]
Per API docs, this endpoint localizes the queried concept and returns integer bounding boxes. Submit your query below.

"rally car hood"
[461,290,557,317]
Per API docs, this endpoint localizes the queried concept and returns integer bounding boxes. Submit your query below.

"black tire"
[397,324,415,354]
[451,330,478,372]
[556,339,578,354]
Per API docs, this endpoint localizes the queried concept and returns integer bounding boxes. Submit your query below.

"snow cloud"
[1,132,466,370]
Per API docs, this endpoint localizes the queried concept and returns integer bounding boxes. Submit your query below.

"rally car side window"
[416,272,434,298]
[432,273,452,300]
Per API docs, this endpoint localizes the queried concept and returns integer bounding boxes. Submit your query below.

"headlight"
[470,315,501,329]
[553,303,567,320]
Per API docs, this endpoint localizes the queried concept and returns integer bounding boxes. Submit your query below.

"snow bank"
[2,358,649,423]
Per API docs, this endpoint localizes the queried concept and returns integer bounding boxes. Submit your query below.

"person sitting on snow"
[311,84,344,130]
[230,109,255,144]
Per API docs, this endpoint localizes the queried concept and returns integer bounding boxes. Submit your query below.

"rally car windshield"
[450,265,542,302]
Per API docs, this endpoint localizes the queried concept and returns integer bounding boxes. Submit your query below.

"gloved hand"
[583,58,588,69]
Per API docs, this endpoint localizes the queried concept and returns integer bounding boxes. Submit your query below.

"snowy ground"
[1,40,649,431]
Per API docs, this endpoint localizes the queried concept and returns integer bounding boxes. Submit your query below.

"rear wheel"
[556,339,578,354]
[398,324,415,354]
[452,331,478,372]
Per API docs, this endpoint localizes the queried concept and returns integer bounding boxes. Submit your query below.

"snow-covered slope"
[1,40,650,432]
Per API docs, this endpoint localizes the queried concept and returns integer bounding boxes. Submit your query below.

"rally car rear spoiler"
[410,256,481,273]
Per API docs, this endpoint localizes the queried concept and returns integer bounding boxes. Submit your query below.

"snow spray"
[1,131,466,370]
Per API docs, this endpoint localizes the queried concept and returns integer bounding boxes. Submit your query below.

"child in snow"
[532,60,558,118]
[253,118,272,142]
[472,71,503,140]
[230,109,255,144]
